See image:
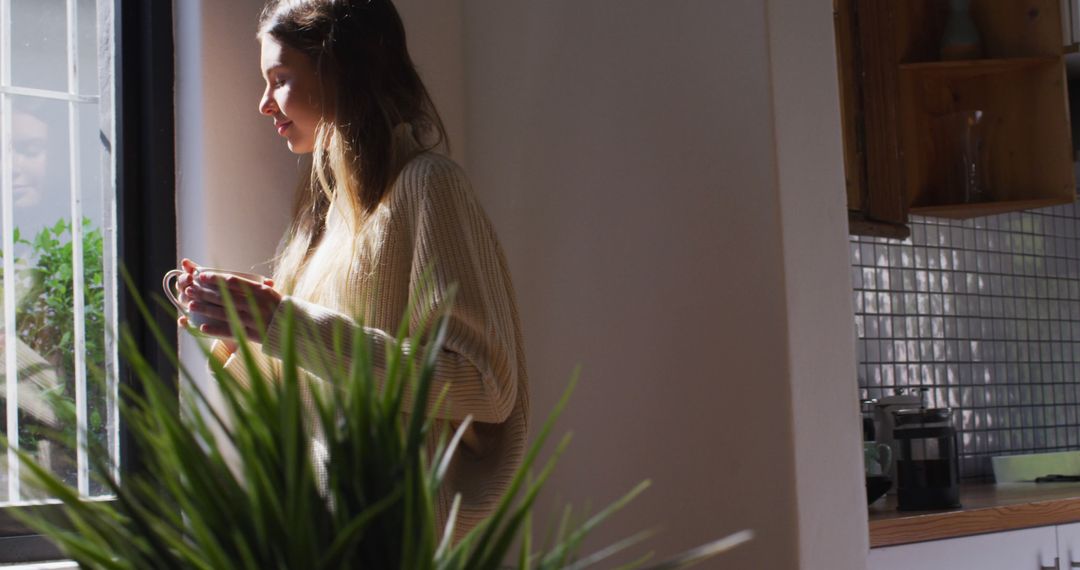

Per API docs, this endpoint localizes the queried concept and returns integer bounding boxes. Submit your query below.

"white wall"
[174,0,295,399]
[393,1,467,162]
[768,1,869,568]
[462,1,863,568]
[176,1,864,568]
[175,0,295,277]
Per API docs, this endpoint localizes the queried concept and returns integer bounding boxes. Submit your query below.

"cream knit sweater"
[210,147,529,541]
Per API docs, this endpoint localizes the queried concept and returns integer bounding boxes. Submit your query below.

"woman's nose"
[259,90,276,116]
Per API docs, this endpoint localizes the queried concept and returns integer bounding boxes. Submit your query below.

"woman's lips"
[276,121,292,135]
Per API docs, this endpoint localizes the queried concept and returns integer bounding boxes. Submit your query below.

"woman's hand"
[176,259,223,341]
[176,258,277,349]
[184,265,281,345]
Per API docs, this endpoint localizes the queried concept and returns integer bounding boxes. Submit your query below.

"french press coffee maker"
[893,407,961,511]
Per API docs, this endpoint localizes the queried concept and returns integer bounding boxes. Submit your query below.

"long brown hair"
[259,0,448,293]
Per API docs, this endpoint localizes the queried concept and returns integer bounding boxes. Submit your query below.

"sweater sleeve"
[209,338,277,391]
[260,158,520,425]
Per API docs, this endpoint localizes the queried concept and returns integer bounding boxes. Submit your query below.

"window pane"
[10,0,68,92]
[77,0,96,97]
[77,98,108,497]
[2,95,80,496]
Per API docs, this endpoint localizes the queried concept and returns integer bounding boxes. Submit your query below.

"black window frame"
[0,0,176,563]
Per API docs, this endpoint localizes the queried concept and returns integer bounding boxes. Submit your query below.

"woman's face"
[259,36,327,154]
[12,110,47,208]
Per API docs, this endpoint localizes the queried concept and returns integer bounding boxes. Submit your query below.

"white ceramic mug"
[863,442,893,477]
[162,266,267,328]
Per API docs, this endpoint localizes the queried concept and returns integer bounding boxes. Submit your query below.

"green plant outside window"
[0,218,106,484]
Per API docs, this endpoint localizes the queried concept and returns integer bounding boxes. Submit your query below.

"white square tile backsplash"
[852,204,1080,480]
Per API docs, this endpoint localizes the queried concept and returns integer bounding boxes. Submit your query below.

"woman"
[175,0,528,541]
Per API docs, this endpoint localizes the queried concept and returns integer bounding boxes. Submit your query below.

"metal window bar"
[99,0,118,486]
[2,0,19,504]
[0,86,95,103]
[66,0,89,498]
[0,87,101,114]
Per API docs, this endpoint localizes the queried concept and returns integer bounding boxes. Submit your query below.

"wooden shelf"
[899,56,1061,79]
[898,60,1075,216]
[910,196,1076,219]
[849,211,911,240]
[838,0,1076,232]
[869,482,1080,548]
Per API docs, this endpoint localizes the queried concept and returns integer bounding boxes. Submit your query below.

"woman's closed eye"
[268,72,290,88]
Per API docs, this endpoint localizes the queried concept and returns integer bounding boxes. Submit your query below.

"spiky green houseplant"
[5,277,752,569]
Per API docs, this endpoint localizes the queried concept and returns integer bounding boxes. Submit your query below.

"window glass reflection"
[10,0,69,92]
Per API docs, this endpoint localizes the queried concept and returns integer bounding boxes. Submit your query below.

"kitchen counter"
[869,482,1080,548]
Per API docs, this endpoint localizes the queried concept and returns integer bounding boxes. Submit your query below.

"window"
[0,0,175,563]
[1,0,117,508]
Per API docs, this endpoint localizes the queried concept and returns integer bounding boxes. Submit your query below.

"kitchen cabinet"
[835,0,1077,239]
[869,521,1080,569]
[1058,521,1080,568]
[868,526,1059,570]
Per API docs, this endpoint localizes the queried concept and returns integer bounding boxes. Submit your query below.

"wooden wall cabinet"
[836,0,1077,239]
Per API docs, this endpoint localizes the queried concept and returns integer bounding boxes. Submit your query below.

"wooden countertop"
[869,482,1080,548]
